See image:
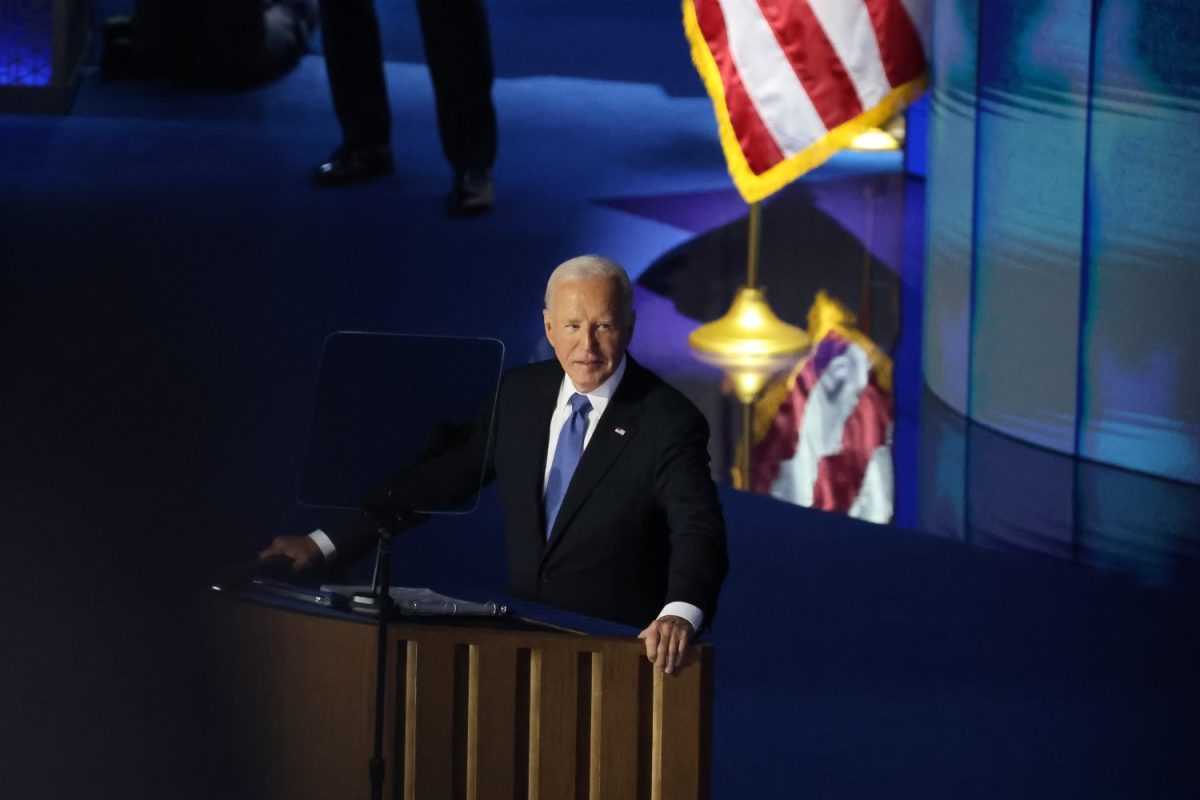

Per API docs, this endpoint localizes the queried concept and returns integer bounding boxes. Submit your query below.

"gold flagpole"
[746,201,762,288]
[689,202,809,489]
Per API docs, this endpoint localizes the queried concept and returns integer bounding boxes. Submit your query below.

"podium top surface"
[211,582,643,640]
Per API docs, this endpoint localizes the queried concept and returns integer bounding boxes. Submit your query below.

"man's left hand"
[638,615,694,675]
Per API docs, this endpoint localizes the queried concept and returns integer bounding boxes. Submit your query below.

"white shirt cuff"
[308,529,337,561]
[658,601,703,632]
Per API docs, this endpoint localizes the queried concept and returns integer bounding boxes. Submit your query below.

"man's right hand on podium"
[259,535,324,571]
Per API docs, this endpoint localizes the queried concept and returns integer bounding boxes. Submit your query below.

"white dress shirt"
[541,356,626,490]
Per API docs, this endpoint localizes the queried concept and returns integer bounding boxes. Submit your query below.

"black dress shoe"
[310,145,394,186]
[445,168,494,217]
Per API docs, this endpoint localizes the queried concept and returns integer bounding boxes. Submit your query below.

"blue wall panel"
[0,0,54,86]
[923,0,978,417]
[1079,0,1200,481]
[970,0,1090,453]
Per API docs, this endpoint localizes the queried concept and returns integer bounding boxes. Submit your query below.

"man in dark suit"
[310,0,496,217]
[263,256,727,672]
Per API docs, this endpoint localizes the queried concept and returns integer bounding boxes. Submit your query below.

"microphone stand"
[358,505,428,800]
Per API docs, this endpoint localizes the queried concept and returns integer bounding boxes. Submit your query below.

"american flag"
[748,293,894,522]
[684,0,931,201]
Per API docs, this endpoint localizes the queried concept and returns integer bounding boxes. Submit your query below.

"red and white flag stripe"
[684,0,930,201]
[750,330,895,522]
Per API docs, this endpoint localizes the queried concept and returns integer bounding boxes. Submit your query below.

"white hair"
[544,255,633,319]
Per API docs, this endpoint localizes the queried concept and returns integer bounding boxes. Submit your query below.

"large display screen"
[923,0,1199,484]
[0,1,53,86]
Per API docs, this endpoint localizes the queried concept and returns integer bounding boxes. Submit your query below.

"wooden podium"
[206,590,712,800]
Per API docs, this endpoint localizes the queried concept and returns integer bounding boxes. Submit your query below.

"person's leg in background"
[311,0,395,184]
[416,0,498,216]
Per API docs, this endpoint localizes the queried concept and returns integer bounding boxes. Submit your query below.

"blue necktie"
[544,393,592,539]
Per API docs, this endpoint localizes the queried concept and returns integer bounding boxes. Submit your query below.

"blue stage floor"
[2,7,1198,796]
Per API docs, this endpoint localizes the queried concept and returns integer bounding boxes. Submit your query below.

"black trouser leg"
[414,0,497,171]
[318,0,390,148]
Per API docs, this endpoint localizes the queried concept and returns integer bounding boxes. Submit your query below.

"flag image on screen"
[747,292,894,522]
[684,0,931,201]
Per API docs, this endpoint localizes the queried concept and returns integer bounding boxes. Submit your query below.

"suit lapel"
[544,360,647,552]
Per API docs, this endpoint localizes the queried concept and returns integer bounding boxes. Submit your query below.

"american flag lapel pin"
[614,427,626,436]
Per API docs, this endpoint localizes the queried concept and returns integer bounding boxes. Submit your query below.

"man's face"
[543,277,634,393]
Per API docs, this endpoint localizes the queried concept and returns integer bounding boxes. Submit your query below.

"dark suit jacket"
[330,356,728,629]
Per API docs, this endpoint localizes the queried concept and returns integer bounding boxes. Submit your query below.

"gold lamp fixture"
[688,202,810,487]
[689,286,809,404]
[848,115,905,151]
[847,127,901,151]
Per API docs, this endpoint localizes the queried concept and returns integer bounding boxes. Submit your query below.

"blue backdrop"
[923,0,1200,485]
